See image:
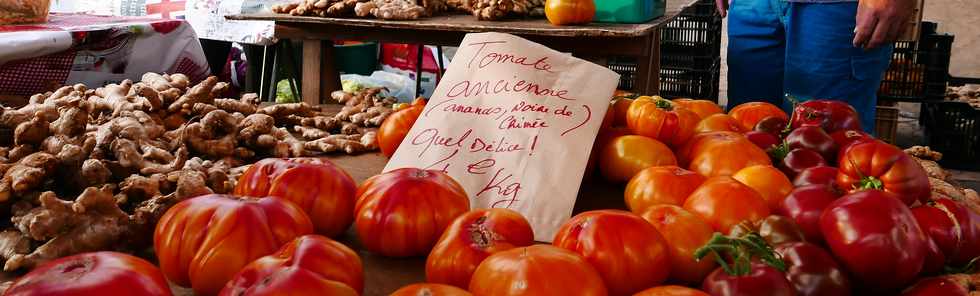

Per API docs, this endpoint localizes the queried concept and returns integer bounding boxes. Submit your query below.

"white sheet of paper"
[383,32,619,241]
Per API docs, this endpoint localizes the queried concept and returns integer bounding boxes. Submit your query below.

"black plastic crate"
[922,101,980,170]
[661,3,722,59]
[878,22,954,102]
[660,58,721,100]
[607,60,637,91]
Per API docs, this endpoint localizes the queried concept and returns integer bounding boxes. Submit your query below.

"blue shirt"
[787,0,858,3]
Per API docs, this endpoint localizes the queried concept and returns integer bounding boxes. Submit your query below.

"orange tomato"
[426,209,534,289]
[626,96,701,147]
[732,165,794,211]
[154,194,314,296]
[639,205,717,284]
[234,158,357,238]
[355,168,470,257]
[683,176,771,233]
[624,166,706,213]
[728,102,788,131]
[634,285,710,296]
[4,252,173,296]
[673,98,723,119]
[544,0,596,25]
[553,210,671,296]
[587,126,633,179]
[469,245,607,296]
[611,97,635,127]
[219,235,363,296]
[677,131,771,177]
[378,98,425,157]
[392,283,473,296]
[600,135,677,183]
[694,114,744,134]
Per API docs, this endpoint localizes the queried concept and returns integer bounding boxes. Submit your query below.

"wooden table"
[227,0,699,105]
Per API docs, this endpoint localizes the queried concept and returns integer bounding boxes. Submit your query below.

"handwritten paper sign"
[383,32,619,241]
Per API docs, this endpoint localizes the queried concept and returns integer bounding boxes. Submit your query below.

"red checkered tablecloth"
[0,13,208,97]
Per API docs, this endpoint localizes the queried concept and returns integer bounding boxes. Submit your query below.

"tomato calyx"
[857,176,885,190]
[467,216,498,249]
[768,142,791,161]
[695,232,786,276]
[945,257,980,275]
[654,99,674,111]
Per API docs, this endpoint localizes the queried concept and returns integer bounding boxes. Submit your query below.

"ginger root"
[0,152,58,202]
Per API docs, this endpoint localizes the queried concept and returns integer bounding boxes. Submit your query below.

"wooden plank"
[301,40,341,105]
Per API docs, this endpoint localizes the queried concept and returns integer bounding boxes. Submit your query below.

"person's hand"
[853,0,916,49]
[716,0,729,17]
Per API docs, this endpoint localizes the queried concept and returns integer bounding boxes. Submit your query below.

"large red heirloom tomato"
[3,252,172,296]
[640,205,717,284]
[836,140,930,205]
[790,99,861,133]
[678,131,771,177]
[683,176,770,233]
[902,275,980,296]
[695,114,745,134]
[626,96,701,147]
[426,208,534,289]
[379,98,425,157]
[355,168,470,257]
[819,190,928,291]
[624,166,705,213]
[469,245,608,296]
[728,102,788,132]
[391,283,473,296]
[234,158,357,237]
[911,198,980,266]
[635,286,710,296]
[220,235,363,296]
[553,210,671,296]
[154,194,314,296]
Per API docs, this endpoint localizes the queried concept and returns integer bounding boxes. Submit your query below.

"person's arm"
[715,0,730,17]
[853,0,916,49]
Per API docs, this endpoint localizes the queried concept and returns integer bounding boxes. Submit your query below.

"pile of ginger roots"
[0,73,396,272]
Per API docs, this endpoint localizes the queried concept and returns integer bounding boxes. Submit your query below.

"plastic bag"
[340,71,416,102]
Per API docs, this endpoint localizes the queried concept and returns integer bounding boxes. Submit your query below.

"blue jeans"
[727,0,893,132]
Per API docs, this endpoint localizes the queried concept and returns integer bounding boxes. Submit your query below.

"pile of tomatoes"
[4,96,980,296]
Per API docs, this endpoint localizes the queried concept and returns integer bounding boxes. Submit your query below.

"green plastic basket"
[595,0,665,24]
[334,42,379,76]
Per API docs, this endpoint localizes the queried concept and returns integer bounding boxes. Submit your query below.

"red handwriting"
[470,135,526,153]
[467,158,496,174]
[424,149,458,172]
[498,115,549,130]
[411,128,471,156]
[561,105,592,137]
[554,105,572,117]
[467,41,555,73]
[511,101,549,113]
[475,166,523,209]
[529,135,539,156]
[446,78,572,100]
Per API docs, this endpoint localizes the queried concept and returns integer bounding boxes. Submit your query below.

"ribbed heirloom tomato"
[426,208,534,289]
[694,114,745,134]
[154,194,314,296]
[626,96,701,147]
[683,176,770,233]
[469,245,607,296]
[3,252,172,296]
[391,283,473,296]
[732,165,794,211]
[640,205,717,284]
[234,158,357,237]
[836,140,931,205]
[553,210,671,296]
[220,235,363,296]
[634,285,710,296]
[544,0,596,25]
[673,98,724,119]
[678,131,771,177]
[378,98,425,157]
[625,166,705,213]
[790,99,861,133]
[600,135,677,183]
[355,168,470,257]
[728,102,788,131]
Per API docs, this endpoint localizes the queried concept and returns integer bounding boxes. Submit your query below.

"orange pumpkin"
[219,235,363,296]
[673,98,723,119]
[732,165,794,211]
[624,166,706,213]
[677,131,772,177]
[694,114,744,134]
[626,96,701,147]
[154,194,314,296]
[544,0,595,25]
[234,158,357,238]
[378,98,426,157]
[599,135,677,183]
[640,205,717,284]
[392,284,473,296]
[683,176,771,233]
[728,102,788,131]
